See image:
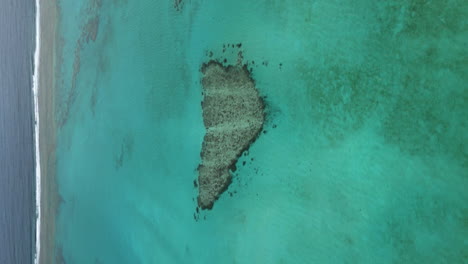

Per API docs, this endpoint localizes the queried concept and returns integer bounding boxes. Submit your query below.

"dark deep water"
[0,0,36,263]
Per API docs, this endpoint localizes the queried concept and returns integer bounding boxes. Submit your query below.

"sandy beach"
[37,0,59,263]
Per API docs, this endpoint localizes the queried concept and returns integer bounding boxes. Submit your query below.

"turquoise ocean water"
[54,0,467,263]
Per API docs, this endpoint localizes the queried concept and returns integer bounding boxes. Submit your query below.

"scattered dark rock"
[114,133,134,170]
[230,163,237,172]
[237,51,244,65]
[174,0,183,11]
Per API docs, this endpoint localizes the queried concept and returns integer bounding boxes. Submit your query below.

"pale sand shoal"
[38,0,59,263]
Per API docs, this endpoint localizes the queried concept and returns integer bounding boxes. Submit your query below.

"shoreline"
[35,0,59,263]
[33,0,41,262]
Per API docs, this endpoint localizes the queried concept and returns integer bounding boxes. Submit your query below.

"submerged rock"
[197,61,265,210]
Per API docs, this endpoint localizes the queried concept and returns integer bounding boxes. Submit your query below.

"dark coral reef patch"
[197,60,265,210]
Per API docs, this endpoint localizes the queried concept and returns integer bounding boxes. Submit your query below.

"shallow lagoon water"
[54,0,467,263]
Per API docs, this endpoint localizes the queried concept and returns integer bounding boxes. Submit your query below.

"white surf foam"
[33,0,41,263]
